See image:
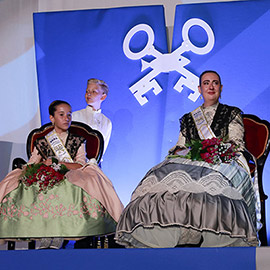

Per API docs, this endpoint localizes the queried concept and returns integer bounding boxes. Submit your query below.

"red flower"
[20,162,69,193]
[184,137,238,165]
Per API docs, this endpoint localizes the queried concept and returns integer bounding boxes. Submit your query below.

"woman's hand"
[59,162,82,170]
[43,158,53,166]
[175,148,190,156]
[42,158,82,170]
[173,147,186,155]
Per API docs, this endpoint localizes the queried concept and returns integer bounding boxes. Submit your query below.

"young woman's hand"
[43,158,53,166]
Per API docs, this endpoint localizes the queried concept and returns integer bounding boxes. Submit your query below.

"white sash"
[191,106,216,140]
[45,129,73,163]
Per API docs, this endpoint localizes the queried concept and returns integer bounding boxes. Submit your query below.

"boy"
[72,79,112,154]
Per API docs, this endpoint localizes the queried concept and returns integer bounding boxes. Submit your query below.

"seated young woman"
[0,100,123,249]
[115,70,260,248]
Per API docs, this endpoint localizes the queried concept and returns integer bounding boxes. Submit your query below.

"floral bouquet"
[170,137,239,165]
[20,159,69,193]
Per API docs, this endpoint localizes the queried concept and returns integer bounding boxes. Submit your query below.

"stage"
[0,244,269,270]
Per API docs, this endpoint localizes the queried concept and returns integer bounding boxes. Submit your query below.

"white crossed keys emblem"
[123,18,215,105]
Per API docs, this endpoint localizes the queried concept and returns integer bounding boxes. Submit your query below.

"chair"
[243,114,270,246]
[8,121,104,250]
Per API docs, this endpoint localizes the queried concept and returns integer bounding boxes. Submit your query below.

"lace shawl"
[34,133,85,160]
[180,103,243,143]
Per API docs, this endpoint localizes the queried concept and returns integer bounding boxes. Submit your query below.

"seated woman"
[115,70,260,248]
[0,100,123,249]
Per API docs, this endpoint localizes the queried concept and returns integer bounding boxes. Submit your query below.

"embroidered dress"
[0,131,123,240]
[115,103,259,248]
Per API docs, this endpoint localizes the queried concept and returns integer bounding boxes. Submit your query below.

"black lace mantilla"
[180,103,243,143]
[34,133,85,160]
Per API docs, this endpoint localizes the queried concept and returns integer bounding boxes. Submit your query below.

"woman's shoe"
[50,238,64,249]
[39,238,52,249]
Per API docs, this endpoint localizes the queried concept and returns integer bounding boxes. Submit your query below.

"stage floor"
[0,242,269,270]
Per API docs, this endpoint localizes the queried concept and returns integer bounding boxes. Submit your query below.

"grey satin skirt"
[115,158,259,248]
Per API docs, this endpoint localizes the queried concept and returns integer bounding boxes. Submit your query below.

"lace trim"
[180,103,242,143]
[132,170,243,201]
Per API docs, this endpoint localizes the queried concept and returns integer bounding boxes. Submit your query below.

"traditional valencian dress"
[0,130,123,242]
[115,103,260,248]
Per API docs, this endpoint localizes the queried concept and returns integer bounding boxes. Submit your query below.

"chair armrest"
[12,158,27,170]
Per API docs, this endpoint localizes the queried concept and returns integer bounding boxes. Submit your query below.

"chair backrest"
[243,114,270,173]
[26,121,104,164]
[243,113,270,246]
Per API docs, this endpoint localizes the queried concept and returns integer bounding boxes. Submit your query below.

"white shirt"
[72,106,112,154]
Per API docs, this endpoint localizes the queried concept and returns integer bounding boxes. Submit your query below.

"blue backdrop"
[33,0,270,243]
[33,5,168,204]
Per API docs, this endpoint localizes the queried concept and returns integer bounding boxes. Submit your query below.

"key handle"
[181,18,215,55]
[123,24,155,60]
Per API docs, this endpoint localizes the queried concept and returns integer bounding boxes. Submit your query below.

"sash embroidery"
[45,130,73,163]
[191,106,216,140]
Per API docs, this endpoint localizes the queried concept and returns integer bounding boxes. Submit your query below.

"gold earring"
[200,95,203,100]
